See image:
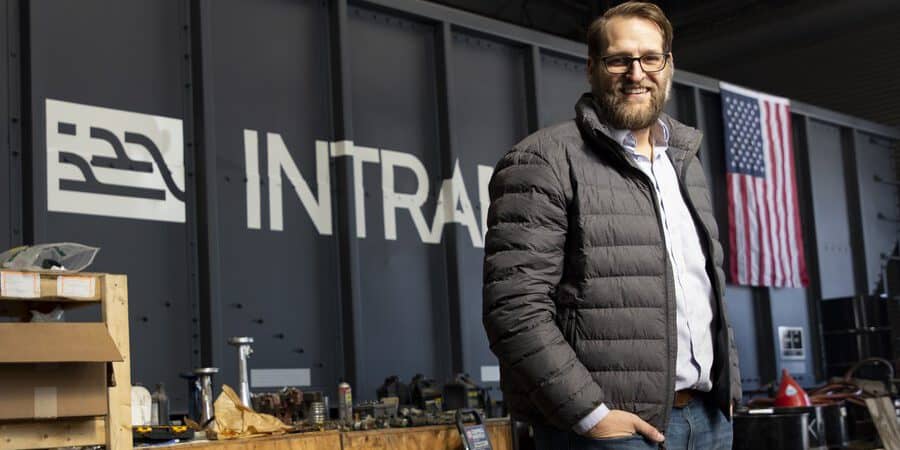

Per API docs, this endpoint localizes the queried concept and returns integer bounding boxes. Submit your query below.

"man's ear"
[587,57,595,82]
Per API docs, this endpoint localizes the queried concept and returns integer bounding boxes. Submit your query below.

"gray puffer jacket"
[482,93,741,432]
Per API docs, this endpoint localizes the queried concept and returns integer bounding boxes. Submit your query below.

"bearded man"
[482,2,741,449]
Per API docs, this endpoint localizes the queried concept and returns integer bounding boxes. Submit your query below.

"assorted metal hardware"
[227,336,255,409]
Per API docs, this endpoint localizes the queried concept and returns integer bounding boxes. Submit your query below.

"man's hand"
[584,410,665,442]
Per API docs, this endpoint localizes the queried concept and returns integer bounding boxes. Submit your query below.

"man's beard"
[593,73,672,130]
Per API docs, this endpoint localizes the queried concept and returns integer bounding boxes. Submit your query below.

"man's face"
[588,16,673,131]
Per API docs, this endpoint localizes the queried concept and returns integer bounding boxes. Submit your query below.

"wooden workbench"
[173,418,512,450]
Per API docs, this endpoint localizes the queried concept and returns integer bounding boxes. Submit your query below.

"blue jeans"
[532,398,733,450]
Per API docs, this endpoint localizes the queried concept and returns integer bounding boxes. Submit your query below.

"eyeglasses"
[599,53,670,74]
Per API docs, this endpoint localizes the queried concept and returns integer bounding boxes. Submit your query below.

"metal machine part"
[822,403,850,448]
[733,411,810,450]
[250,387,304,425]
[777,406,827,450]
[281,387,304,424]
[179,372,200,422]
[338,381,353,422]
[377,375,411,405]
[356,400,397,420]
[410,374,442,413]
[302,391,325,424]
[251,392,286,423]
[227,336,255,409]
[152,383,170,426]
[442,373,487,412]
[194,367,219,426]
[310,401,326,425]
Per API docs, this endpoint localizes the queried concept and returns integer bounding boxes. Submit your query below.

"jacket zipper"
[625,165,675,449]
[566,308,577,346]
[650,181,674,450]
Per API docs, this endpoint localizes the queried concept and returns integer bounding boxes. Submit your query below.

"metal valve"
[193,367,219,426]
[228,336,254,409]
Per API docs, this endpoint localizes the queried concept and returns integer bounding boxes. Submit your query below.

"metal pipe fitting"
[228,336,255,409]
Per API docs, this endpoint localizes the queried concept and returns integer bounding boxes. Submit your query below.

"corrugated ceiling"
[425,0,900,127]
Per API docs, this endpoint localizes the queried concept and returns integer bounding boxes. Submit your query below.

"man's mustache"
[616,83,656,91]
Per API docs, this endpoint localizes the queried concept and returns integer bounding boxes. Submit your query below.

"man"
[482,2,741,449]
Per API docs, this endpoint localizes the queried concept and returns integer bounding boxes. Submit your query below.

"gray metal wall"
[3,0,898,411]
[200,0,343,403]
[23,0,199,407]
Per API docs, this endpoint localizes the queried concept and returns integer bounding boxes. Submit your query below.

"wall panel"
[539,51,586,127]
[26,0,195,409]
[723,286,762,392]
[806,120,856,299]
[853,132,900,292]
[0,0,10,251]
[349,6,451,399]
[448,30,529,388]
[205,0,342,398]
[770,288,816,385]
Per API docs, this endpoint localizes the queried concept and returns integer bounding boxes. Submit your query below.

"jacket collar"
[608,119,670,154]
[575,93,703,171]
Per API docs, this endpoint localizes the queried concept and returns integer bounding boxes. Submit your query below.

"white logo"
[46,99,185,223]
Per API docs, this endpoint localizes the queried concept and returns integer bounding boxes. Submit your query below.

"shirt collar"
[609,119,671,160]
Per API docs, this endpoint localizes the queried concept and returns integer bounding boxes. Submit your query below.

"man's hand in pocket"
[584,410,665,442]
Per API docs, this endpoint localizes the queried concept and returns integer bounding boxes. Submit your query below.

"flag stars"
[722,91,767,177]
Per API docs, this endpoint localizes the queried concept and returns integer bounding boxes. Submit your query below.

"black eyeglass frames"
[599,53,670,74]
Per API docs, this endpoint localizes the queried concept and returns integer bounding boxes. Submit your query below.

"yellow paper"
[209,384,293,439]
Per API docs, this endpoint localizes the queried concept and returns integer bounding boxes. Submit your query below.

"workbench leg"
[102,275,132,450]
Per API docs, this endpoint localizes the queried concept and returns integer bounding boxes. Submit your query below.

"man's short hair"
[587,2,673,59]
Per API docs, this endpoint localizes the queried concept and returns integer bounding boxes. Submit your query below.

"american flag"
[720,82,808,288]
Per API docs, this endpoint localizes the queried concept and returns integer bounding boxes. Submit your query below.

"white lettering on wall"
[478,164,494,244]
[244,129,261,230]
[244,131,494,248]
[266,134,332,234]
[381,149,433,243]
[431,160,482,247]
[330,140,380,239]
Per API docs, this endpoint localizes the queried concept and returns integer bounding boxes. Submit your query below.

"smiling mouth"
[621,86,650,95]
[618,86,652,103]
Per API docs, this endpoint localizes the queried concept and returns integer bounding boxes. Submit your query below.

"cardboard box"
[0,322,123,420]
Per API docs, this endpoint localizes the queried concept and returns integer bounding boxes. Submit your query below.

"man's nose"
[625,59,645,81]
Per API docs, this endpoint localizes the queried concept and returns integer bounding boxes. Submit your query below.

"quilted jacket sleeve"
[482,145,605,430]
